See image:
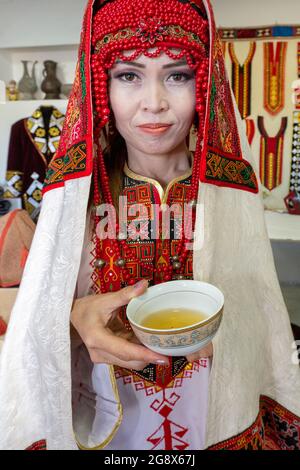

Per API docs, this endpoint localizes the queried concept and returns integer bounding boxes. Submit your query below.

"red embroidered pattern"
[229,42,256,119]
[258,116,288,191]
[208,395,300,450]
[90,170,194,386]
[114,359,209,395]
[25,439,47,450]
[147,389,189,450]
[24,395,300,450]
[263,42,287,116]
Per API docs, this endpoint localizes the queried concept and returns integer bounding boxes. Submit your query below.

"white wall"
[210,0,300,27]
[0,0,300,50]
[0,0,86,48]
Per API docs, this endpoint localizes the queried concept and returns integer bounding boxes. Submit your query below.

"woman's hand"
[71,279,169,370]
[185,342,213,363]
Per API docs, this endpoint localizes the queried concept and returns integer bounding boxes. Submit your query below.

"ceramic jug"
[18,60,38,100]
[41,60,61,99]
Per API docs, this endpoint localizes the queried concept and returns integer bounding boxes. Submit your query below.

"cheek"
[173,84,195,116]
[109,86,135,129]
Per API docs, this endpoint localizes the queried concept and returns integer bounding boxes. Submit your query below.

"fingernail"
[154,359,169,365]
[134,279,148,289]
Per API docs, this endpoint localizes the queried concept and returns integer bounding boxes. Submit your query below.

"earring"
[108,116,117,137]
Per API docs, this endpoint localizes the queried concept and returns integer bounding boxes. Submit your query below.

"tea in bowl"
[126,280,224,356]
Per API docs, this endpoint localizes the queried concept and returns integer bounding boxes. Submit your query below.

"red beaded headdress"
[43,0,259,292]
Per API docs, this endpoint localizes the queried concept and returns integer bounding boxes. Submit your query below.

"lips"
[138,123,172,129]
[137,124,172,135]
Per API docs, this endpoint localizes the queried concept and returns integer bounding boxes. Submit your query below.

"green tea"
[141,308,206,330]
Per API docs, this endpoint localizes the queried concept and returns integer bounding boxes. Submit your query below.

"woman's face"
[108,49,196,155]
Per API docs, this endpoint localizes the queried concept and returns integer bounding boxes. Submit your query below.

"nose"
[141,81,169,113]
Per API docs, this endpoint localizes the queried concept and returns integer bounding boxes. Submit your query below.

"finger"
[186,343,213,362]
[87,327,169,365]
[98,280,149,315]
[90,349,150,370]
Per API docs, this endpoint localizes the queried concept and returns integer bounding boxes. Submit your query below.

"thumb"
[105,279,149,313]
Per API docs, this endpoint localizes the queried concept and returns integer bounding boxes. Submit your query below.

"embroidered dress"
[1,0,300,452]
[4,106,65,220]
[76,159,211,450]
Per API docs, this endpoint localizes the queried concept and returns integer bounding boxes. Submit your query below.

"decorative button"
[116,258,126,267]
[94,258,106,269]
[172,261,182,270]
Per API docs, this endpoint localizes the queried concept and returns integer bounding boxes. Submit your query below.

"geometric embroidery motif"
[22,395,300,451]
[258,116,288,191]
[289,111,300,193]
[43,141,87,188]
[3,171,23,198]
[206,149,258,191]
[263,42,287,116]
[229,42,256,119]
[208,395,300,450]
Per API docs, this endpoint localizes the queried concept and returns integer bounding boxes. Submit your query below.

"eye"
[168,72,193,83]
[115,72,139,82]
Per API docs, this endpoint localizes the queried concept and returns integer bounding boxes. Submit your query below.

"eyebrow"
[113,60,189,69]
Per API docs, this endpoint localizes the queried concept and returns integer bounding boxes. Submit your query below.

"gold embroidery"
[123,152,194,204]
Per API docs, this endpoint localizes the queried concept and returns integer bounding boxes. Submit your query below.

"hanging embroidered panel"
[220,25,300,211]
[284,43,300,213]
[258,116,288,191]
[263,42,287,116]
[228,42,256,119]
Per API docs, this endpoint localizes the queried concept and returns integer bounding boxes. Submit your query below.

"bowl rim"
[126,280,224,334]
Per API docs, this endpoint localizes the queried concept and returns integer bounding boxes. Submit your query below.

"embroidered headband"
[92,0,209,57]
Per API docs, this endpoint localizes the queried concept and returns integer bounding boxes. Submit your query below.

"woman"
[0,0,299,450]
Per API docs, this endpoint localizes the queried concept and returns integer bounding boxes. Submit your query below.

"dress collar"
[123,152,194,202]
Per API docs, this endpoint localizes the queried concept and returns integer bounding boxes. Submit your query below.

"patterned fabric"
[220,26,300,40]
[43,3,94,192]
[229,42,256,119]
[4,107,65,220]
[205,149,258,191]
[26,394,300,450]
[289,111,300,194]
[25,440,47,451]
[263,42,287,116]
[208,395,300,450]
[26,107,64,163]
[202,35,258,193]
[91,163,194,386]
[258,116,288,191]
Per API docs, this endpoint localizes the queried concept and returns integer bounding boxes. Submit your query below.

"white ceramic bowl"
[126,280,224,356]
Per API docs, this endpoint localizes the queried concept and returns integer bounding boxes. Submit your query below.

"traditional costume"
[0,0,299,451]
[4,106,65,220]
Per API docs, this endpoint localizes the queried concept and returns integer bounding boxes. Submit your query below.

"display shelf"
[0,44,78,93]
[265,210,300,241]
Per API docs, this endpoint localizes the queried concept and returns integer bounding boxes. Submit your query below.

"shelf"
[1,99,69,106]
[265,210,300,241]
[0,44,78,90]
